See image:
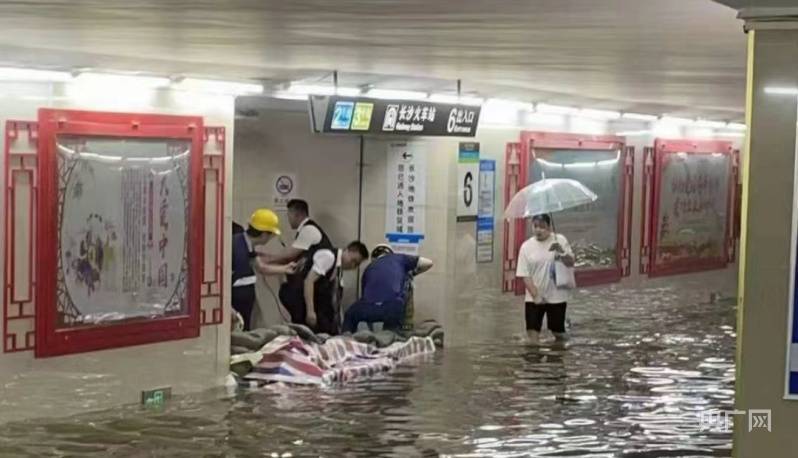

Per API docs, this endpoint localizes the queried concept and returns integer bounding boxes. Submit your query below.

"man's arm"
[262,247,304,265]
[253,257,297,276]
[414,257,434,275]
[264,225,321,264]
[304,271,319,327]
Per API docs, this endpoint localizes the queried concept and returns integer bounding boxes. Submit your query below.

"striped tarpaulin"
[243,335,436,386]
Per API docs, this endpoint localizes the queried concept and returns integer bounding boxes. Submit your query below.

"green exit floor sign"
[141,387,172,408]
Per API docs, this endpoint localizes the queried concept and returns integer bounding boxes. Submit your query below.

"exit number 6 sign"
[457,142,480,222]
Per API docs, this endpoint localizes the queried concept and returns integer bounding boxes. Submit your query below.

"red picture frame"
[502,142,528,294]
[35,109,204,357]
[505,132,633,290]
[642,138,737,277]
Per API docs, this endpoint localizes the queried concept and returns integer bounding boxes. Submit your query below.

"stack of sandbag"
[231,324,295,355]
[232,320,444,355]
[229,320,444,383]
[349,319,444,348]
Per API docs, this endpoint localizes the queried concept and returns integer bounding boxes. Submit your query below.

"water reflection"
[0,283,735,457]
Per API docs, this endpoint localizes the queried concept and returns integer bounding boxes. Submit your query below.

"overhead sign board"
[309,95,481,137]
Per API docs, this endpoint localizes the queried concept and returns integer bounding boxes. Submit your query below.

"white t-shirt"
[292,218,322,251]
[312,248,341,276]
[516,233,574,304]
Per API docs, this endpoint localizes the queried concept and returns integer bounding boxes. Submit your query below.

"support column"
[735,27,798,457]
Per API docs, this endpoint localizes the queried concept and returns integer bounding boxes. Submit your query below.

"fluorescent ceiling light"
[536,103,579,115]
[579,108,621,120]
[366,88,428,100]
[175,78,263,95]
[485,98,535,112]
[288,84,360,96]
[694,119,728,129]
[0,67,72,82]
[621,112,658,121]
[429,93,484,106]
[764,87,798,95]
[75,72,170,89]
[616,130,652,137]
[727,122,746,131]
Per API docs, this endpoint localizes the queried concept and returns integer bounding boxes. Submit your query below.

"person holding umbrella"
[516,214,575,344]
[505,177,596,345]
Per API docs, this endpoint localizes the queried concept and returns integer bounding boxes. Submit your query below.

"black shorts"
[525,302,567,333]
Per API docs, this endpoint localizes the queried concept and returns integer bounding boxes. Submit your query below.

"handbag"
[554,260,576,290]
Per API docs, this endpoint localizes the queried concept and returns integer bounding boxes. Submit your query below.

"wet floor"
[0,282,737,457]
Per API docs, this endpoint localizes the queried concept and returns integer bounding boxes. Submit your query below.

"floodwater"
[0,281,737,457]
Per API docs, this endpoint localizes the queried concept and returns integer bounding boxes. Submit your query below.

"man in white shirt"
[267,199,328,265]
[267,199,339,327]
[515,214,576,344]
[302,241,369,334]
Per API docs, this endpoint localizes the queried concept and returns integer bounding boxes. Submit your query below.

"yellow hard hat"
[249,208,281,235]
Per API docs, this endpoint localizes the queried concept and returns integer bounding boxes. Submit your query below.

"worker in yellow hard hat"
[231,208,296,330]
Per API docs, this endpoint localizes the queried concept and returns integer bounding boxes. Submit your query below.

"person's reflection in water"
[520,345,569,405]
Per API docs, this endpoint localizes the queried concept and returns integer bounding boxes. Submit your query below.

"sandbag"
[413,321,441,338]
[230,360,253,377]
[231,331,266,350]
[287,323,324,344]
[231,345,251,355]
[373,330,396,348]
[353,330,377,345]
[270,324,297,337]
[252,328,279,346]
[430,328,445,347]
[316,333,331,344]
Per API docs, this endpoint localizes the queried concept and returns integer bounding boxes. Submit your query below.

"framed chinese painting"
[35,109,204,357]
[642,139,737,277]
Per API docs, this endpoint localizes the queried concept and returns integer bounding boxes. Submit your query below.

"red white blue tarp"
[241,335,436,386]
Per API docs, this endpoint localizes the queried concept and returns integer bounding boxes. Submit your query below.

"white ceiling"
[0,0,747,120]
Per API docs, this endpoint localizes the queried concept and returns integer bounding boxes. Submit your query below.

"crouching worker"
[232,209,296,331]
[282,241,369,335]
[343,244,433,333]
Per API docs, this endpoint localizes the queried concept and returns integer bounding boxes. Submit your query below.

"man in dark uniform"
[342,244,433,333]
[231,209,295,330]
[267,199,331,267]
[264,199,337,329]
[299,241,369,334]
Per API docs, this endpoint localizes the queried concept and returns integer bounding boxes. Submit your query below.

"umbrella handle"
[550,212,557,238]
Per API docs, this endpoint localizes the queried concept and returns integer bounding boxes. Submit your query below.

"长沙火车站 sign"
[309,95,481,137]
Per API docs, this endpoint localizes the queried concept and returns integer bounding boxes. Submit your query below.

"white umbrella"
[503,178,597,220]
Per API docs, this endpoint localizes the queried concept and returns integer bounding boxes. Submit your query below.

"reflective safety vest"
[231,232,256,315]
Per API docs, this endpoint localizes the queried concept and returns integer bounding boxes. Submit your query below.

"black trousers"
[232,285,256,331]
[280,283,339,335]
[525,302,567,333]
